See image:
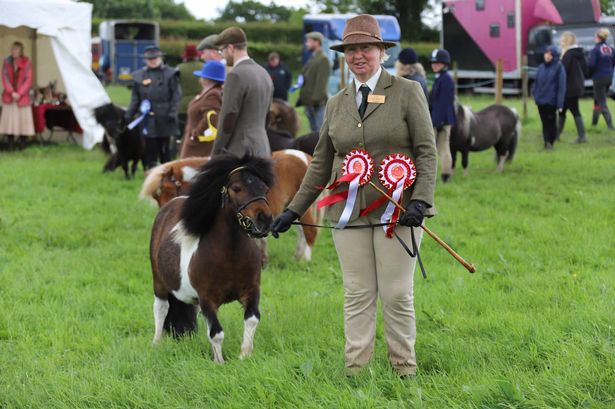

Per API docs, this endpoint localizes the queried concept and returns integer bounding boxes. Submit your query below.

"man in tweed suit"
[212,27,273,157]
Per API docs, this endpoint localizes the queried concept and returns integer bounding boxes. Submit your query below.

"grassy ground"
[1,94,615,408]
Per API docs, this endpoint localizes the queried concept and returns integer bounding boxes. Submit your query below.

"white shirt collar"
[354,66,382,95]
[234,55,250,67]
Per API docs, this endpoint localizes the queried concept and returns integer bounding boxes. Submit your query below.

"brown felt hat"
[330,14,396,52]
[214,27,248,47]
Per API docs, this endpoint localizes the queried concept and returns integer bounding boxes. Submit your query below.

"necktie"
[358,84,370,119]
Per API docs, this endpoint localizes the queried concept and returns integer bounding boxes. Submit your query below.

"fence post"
[453,61,458,97]
[495,59,503,104]
[522,55,528,121]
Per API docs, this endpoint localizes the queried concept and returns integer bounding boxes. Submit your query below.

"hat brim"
[144,52,164,59]
[330,38,397,52]
[192,70,225,82]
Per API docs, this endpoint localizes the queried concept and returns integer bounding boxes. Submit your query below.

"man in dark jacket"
[429,48,456,183]
[588,28,615,130]
[559,32,589,143]
[125,46,181,169]
[265,52,292,101]
[533,46,566,150]
[297,31,331,132]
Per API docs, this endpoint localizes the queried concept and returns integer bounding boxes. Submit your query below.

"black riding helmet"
[430,49,451,65]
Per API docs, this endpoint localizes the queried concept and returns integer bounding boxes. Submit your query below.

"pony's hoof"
[151,337,162,345]
[239,348,253,360]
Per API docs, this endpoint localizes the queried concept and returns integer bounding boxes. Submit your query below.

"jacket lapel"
[344,81,362,123]
[362,69,392,121]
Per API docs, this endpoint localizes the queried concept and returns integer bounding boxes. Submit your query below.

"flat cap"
[197,34,219,51]
[214,27,247,47]
[306,31,324,44]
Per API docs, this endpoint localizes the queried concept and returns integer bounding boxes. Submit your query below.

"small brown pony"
[150,153,274,362]
[141,150,321,261]
[269,98,300,137]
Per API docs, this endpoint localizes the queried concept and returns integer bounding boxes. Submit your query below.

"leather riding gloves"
[399,200,427,227]
[271,209,299,238]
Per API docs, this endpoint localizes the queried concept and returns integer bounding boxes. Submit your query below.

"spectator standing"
[176,44,202,152]
[180,60,225,158]
[297,31,331,132]
[588,28,615,130]
[558,32,589,143]
[0,41,34,150]
[533,46,566,151]
[428,49,456,183]
[265,52,292,101]
[212,27,273,157]
[125,46,181,169]
[197,35,223,63]
[396,48,428,100]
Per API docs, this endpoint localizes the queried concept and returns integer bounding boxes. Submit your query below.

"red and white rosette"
[317,149,374,229]
[378,154,416,237]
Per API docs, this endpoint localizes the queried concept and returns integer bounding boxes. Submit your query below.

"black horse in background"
[450,103,520,174]
[94,103,144,179]
[266,128,319,156]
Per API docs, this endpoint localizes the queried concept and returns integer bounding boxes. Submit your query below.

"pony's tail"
[163,293,198,339]
[508,108,521,162]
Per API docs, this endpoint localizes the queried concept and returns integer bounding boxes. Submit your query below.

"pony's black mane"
[94,103,123,124]
[181,153,275,236]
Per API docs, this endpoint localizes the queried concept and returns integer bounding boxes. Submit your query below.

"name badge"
[367,94,385,104]
[142,78,152,86]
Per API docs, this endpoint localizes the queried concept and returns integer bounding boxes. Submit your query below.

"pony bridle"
[221,166,270,238]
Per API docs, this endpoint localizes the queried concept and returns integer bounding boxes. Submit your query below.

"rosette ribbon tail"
[127,99,151,135]
[335,174,361,229]
[380,177,406,237]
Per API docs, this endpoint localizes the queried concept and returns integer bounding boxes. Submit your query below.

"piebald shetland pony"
[150,154,274,362]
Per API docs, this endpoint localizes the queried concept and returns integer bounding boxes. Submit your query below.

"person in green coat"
[271,15,437,378]
[297,31,331,132]
[175,44,203,155]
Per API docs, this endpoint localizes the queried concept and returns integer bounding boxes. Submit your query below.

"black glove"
[271,209,299,238]
[399,200,427,227]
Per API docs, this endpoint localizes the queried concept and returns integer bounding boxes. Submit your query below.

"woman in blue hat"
[179,60,226,158]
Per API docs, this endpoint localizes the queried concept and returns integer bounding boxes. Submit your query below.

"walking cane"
[368,182,476,273]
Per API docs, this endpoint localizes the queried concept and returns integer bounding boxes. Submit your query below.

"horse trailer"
[442,0,613,92]
[302,14,401,96]
[99,20,159,85]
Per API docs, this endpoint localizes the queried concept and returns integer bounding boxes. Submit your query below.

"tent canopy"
[0,0,110,149]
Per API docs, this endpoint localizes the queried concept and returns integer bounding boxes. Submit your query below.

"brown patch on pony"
[269,98,300,137]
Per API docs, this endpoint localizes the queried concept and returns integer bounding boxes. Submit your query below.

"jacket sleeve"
[312,57,330,105]
[406,82,437,208]
[168,70,181,118]
[212,71,242,154]
[287,102,334,216]
[17,60,32,97]
[588,47,598,77]
[194,93,222,137]
[580,54,589,78]
[557,65,567,109]
[1,60,14,93]
[125,82,140,121]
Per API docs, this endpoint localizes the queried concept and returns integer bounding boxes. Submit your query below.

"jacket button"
[357,123,362,128]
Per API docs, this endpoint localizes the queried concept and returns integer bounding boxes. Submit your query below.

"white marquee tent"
[0,0,110,149]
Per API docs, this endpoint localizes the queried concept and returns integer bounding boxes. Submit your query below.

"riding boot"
[572,116,587,144]
[556,114,565,141]
[601,108,615,130]
[7,135,15,151]
[591,109,600,126]
[18,135,27,150]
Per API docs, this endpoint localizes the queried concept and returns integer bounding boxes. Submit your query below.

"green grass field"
[1,93,615,408]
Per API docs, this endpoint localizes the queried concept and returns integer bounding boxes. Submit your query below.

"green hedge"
[93,18,304,45]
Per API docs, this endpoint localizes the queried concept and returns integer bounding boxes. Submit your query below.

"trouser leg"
[332,225,378,370]
[313,105,325,132]
[158,137,171,164]
[595,78,614,129]
[144,138,159,170]
[538,105,557,145]
[375,225,423,376]
[305,106,318,133]
[435,125,453,179]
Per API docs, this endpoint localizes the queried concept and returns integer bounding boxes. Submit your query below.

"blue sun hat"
[193,60,226,82]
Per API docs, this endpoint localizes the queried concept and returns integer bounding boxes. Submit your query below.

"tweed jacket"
[298,50,331,107]
[288,69,437,223]
[212,59,273,157]
[180,83,222,158]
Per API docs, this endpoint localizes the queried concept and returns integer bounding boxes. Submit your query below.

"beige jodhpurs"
[332,220,423,376]
[435,125,453,176]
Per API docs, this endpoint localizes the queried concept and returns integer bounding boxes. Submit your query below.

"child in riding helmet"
[533,46,566,151]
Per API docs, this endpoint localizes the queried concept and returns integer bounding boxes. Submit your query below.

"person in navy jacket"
[533,46,566,150]
[429,49,456,183]
[588,28,615,130]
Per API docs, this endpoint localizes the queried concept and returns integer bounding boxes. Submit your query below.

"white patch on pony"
[170,222,199,304]
[282,149,309,166]
[294,224,312,261]
[207,324,225,364]
[181,166,199,182]
[511,107,522,140]
[152,296,169,344]
[461,105,475,144]
[240,316,259,360]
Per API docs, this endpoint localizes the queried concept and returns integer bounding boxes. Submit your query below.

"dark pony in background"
[93,103,144,179]
[267,98,319,156]
[450,103,521,174]
[150,153,274,363]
